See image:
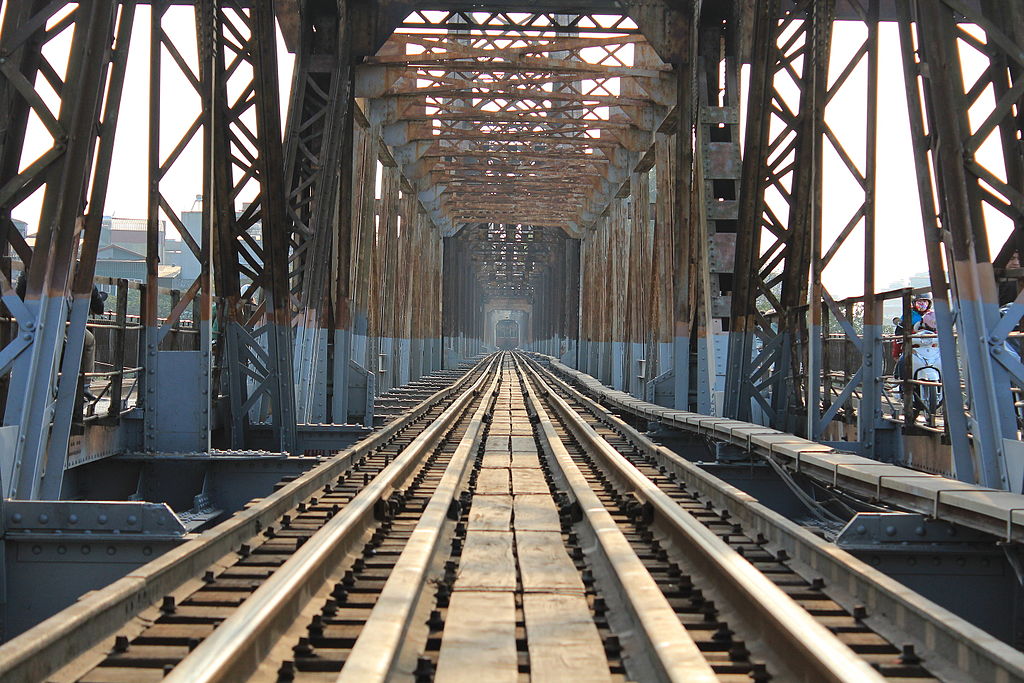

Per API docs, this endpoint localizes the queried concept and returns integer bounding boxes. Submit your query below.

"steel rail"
[531,353,1024,683]
[544,356,1024,544]
[337,368,501,680]
[0,360,490,683]
[514,354,718,683]
[522,356,885,683]
[163,356,501,682]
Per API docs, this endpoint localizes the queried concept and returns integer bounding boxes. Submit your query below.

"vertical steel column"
[139,0,212,455]
[330,87,356,420]
[896,0,1002,481]
[652,136,675,392]
[394,192,415,384]
[578,232,593,373]
[857,2,882,458]
[0,0,122,498]
[610,200,626,390]
[624,172,651,397]
[594,217,612,383]
[366,154,384,381]
[349,120,376,381]
[563,237,581,365]
[441,235,454,367]
[143,0,164,452]
[252,0,295,448]
[671,62,696,410]
[42,1,136,498]
[425,230,442,372]
[905,1,1024,488]
[693,7,741,416]
[376,162,399,388]
[205,0,296,450]
[791,1,830,438]
[804,3,832,440]
[724,0,777,422]
[725,0,825,432]
[285,0,348,424]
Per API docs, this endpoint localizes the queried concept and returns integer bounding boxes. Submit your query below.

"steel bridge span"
[1,0,1024,680]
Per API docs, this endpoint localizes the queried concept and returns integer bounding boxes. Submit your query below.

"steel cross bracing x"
[204,0,297,452]
[725,0,898,459]
[361,10,674,233]
[2,0,1024,502]
[899,1,1024,488]
[706,0,1024,491]
[725,0,828,434]
[0,0,132,499]
[0,1,698,501]
[284,0,351,426]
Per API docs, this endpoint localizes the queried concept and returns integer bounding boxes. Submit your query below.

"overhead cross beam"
[360,11,672,231]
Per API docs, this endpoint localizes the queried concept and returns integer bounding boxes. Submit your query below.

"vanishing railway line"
[1,353,1022,682]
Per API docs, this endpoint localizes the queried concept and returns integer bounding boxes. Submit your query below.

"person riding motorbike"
[894,295,933,381]
[909,329,942,417]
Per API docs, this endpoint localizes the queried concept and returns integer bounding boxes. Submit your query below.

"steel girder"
[716,0,1024,483]
[722,0,901,460]
[0,0,131,499]
[4,0,1023,497]
[203,0,297,452]
[143,0,212,455]
[362,10,673,234]
[690,4,741,415]
[284,0,350,424]
[899,1,1024,488]
[724,0,830,434]
[143,0,307,453]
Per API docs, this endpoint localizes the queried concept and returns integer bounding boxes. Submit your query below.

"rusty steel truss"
[1,0,1024,504]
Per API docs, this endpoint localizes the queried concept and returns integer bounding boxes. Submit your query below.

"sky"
[12,6,293,238]
[8,13,1010,301]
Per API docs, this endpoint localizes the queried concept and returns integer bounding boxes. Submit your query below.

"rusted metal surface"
[0,0,128,498]
[4,3,1024,651]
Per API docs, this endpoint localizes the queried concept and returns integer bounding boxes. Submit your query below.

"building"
[93,254,181,287]
[164,204,202,283]
[100,216,163,259]
[94,216,185,287]
[163,199,263,286]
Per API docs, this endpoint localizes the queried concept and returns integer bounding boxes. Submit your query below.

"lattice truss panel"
[462,222,563,300]
[368,10,672,229]
[730,0,839,428]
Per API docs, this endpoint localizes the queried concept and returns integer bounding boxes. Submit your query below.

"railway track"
[2,352,1022,681]
[517,355,921,682]
[372,364,482,426]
